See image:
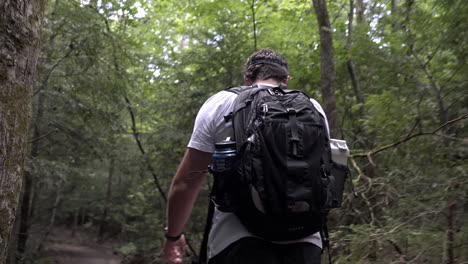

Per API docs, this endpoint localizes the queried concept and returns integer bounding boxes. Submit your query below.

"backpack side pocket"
[210,168,240,212]
[329,139,350,208]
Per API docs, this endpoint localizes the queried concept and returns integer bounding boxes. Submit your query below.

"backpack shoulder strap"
[194,199,215,264]
[225,85,252,94]
[224,84,302,122]
[226,83,290,95]
[223,85,268,122]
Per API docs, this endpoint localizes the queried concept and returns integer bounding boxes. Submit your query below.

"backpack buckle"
[268,88,284,96]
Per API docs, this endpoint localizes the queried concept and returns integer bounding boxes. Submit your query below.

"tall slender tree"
[312,0,338,137]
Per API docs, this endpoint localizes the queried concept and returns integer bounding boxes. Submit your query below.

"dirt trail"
[42,227,122,264]
[46,243,121,264]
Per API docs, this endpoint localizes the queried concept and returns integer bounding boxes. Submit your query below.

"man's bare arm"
[165,147,212,237]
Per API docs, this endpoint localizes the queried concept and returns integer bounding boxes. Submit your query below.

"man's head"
[244,48,289,85]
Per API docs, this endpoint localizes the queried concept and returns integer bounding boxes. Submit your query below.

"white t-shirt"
[188,84,329,259]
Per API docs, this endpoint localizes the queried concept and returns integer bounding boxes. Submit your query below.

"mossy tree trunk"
[17,83,46,260]
[0,0,47,262]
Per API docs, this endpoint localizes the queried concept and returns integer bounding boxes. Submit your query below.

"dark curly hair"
[244,48,289,83]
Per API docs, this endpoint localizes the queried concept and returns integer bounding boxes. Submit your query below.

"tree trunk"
[71,208,79,238]
[446,202,456,264]
[0,0,47,262]
[16,89,45,260]
[98,157,114,241]
[250,0,258,51]
[80,207,86,225]
[312,0,338,138]
[15,172,31,262]
[37,186,61,252]
[346,0,365,113]
[356,0,365,23]
[89,0,98,9]
[391,0,399,14]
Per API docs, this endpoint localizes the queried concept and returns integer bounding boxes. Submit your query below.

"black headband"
[249,59,288,72]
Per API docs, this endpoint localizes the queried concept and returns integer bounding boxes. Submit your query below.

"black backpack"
[211,84,339,241]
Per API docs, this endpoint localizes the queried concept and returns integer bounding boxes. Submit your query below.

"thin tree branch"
[101,8,198,254]
[125,95,198,259]
[387,239,404,255]
[423,44,441,68]
[33,47,74,97]
[351,113,468,158]
[125,96,146,155]
[433,113,467,133]
[388,211,441,234]
[433,133,466,142]
[28,129,58,143]
[330,3,346,26]
[407,249,429,264]
[406,118,420,138]
[50,122,105,162]
[125,95,167,203]
[103,9,169,203]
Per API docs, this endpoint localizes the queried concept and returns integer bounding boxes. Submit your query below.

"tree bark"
[446,202,456,264]
[16,89,45,260]
[346,0,365,113]
[250,0,258,51]
[0,0,47,262]
[15,172,31,262]
[98,157,114,241]
[391,0,399,14]
[356,0,365,23]
[80,207,86,226]
[37,186,61,252]
[71,208,79,238]
[312,0,338,137]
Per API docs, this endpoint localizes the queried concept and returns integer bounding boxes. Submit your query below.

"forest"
[0,0,467,263]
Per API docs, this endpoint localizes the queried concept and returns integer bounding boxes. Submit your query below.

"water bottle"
[212,138,236,172]
[211,138,237,212]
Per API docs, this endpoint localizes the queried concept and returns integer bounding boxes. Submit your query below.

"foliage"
[14,0,467,263]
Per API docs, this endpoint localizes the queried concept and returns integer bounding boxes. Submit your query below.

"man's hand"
[164,148,211,263]
[163,234,187,264]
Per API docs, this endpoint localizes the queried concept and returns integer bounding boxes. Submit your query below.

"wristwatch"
[164,227,183,242]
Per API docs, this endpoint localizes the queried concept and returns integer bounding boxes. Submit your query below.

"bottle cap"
[215,141,236,150]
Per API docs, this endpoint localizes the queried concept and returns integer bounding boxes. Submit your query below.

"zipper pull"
[261,104,268,117]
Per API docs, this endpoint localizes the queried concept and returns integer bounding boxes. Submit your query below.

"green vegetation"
[10,0,467,263]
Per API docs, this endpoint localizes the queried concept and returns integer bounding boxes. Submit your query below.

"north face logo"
[288,226,305,232]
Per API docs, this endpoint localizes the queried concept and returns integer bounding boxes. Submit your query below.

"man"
[163,48,327,264]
